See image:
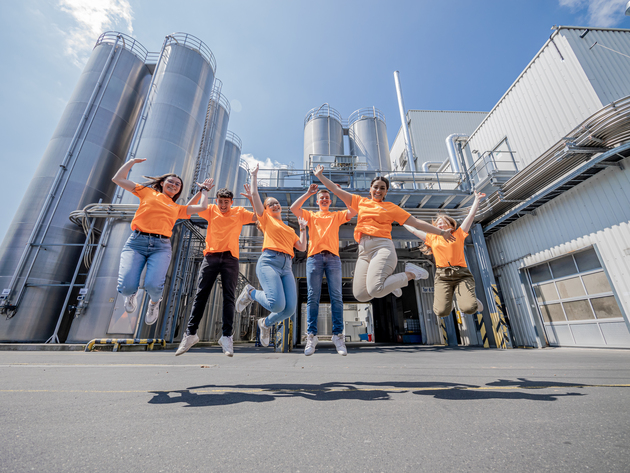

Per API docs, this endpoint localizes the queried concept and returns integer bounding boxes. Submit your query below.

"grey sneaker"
[476,298,484,312]
[175,332,199,356]
[218,335,234,357]
[124,292,137,313]
[258,317,270,347]
[392,288,402,297]
[145,298,162,325]
[331,334,347,356]
[236,284,254,313]
[405,262,429,280]
[304,333,318,356]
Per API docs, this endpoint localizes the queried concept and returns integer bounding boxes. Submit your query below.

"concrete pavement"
[1,343,629,472]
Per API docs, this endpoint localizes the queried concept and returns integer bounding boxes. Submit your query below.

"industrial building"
[0,26,628,350]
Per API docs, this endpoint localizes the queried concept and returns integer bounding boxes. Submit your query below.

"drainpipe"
[394,71,416,173]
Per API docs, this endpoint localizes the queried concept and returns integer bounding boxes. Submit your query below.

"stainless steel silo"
[194,83,230,188]
[66,33,216,343]
[303,104,344,169]
[0,32,151,342]
[348,107,391,172]
[233,160,249,200]
[215,131,242,191]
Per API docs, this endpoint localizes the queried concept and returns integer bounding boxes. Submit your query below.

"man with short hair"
[176,186,256,357]
[290,184,356,356]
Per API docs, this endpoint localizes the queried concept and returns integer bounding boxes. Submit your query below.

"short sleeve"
[178,204,191,220]
[132,184,150,198]
[240,208,255,224]
[350,194,362,211]
[301,209,312,226]
[393,206,411,225]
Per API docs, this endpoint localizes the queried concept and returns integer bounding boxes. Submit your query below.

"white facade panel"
[567,28,630,106]
[465,27,610,171]
[486,156,630,347]
[390,110,487,171]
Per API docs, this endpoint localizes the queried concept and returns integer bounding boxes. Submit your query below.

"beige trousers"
[433,266,478,317]
[353,236,409,302]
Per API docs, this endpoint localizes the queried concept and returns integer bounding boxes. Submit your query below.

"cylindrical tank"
[196,85,230,188]
[348,107,391,172]
[66,33,216,343]
[0,33,152,342]
[303,104,344,169]
[233,160,249,202]
[215,131,242,191]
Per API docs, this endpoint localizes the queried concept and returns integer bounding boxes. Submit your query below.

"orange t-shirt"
[259,211,300,257]
[198,204,254,258]
[130,184,190,237]
[301,209,349,257]
[350,194,411,243]
[425,227,468,268]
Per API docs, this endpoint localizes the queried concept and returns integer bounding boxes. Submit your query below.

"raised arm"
[403,216,456,242]
[112,157,145,193]
[403,224,427,241]
[186,178,214,215]
[240,183,258,223]
[186,177,214,206]
[313,165,353,208]
[294,216,308,252]
[460,191,485,233]
[290,183,318,218]
[250,164,265,216]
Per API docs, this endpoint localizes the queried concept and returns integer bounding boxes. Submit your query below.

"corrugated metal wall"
[486,156,630,347]
[464,28,630,170]
[390,110,487,171]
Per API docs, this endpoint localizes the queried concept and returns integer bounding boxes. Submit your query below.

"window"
[528,248,621,323]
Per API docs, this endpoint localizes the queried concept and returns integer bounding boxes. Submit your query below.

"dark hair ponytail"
[139,173,184,202]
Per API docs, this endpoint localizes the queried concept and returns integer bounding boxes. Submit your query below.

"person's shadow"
[148,378,587,407]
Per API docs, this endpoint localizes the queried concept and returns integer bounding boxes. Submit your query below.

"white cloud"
[57,0,134,67]
[559,0,627,27]
[241,153,291,186]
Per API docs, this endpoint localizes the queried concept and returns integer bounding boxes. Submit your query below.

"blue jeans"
[306,252,343,335]
[117,231,172,303]
[253,250,297,326]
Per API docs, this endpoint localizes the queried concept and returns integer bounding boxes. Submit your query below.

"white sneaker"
[218,335,234,357]
[332,334,347,356]
[392,288,402,297]
[145,298,162,325]
[405,262,429,280]
[476,298,484,312]
[124,292,137,313]
[258,318,270,347]
[236,284,254,313]
[304,333,318,356]
[175,332,199,356]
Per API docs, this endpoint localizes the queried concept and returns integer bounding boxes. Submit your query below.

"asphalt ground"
[1,343,630,472]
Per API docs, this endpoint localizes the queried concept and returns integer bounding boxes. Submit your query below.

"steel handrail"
[304,103,343,127]
[348,107,387,126]
[96,31,149,62]
[165,32,216,73]
[226,130,242,150]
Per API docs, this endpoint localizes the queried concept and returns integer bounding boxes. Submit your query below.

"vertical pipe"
[393,71,416,172]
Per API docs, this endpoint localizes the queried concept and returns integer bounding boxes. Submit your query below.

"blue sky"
[0,0,629,243]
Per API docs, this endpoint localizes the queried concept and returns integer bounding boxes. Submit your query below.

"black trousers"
[187,251,240,337]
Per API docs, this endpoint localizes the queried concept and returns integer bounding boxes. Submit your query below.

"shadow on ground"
[148,378,588,407]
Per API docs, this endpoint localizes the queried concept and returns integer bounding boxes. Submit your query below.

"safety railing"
[255,168,465,191]
[165,32,216,73]
[95,31,150,62]
[210,83,231,115]
[226,130,242,150]
[466,150,519,185]
[347,107,386,126]
[304,103,343,127]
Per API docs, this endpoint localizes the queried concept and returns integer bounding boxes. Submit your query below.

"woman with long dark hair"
[235,164,307,347]
[313,165,455,302]
[112,157,211,325]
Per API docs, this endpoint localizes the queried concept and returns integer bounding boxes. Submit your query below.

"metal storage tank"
[0,32,151,342]
[348,107,391,172]
[195,84,230,188]
[303,104,344,169]
[66,33,216,343]
[215,131,242,190]
[233,160,249,200]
